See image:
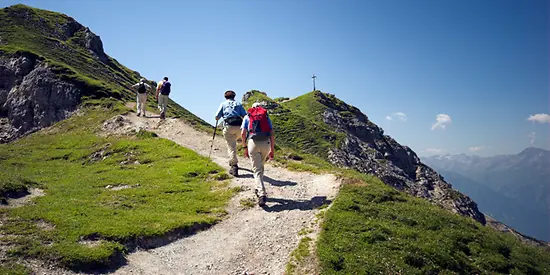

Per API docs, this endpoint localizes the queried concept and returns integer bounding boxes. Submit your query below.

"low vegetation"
[0,100,234,271]
[318,174,550,274]
[286,236,313,274]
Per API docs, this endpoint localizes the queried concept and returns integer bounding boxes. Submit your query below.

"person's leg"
[228,126,240,166]
[140,93,147,116]
[248,138,270,204]
[159,95,168,119]
[136,94,141,116]
[223,126,237,164]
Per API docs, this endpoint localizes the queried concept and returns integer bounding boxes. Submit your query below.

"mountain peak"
[519,147,549,156]
[2,4,108,63]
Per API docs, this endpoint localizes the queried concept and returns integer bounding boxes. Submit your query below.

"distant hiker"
[131,78,151,117]
[156,77,171,120]
[215,90,247,176]
[241,102,275,206]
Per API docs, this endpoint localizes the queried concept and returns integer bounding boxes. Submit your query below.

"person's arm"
[131,83,139,88]
[238,104,247,118]
[155,82,163,99]
[215,103,224,121]
[241,117,249,158]
[155,86,160,100]
[268,117,275,160]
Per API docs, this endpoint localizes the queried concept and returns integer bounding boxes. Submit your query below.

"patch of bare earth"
[0,188,45,209]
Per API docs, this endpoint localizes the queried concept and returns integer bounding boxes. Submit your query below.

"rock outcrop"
[0,52,81,143]
[319,92,486,223]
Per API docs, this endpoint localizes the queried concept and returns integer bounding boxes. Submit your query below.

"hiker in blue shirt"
[215,90,247,176]
[241,102,275,206]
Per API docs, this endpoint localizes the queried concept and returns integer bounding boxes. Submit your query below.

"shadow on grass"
[261,196,331,212]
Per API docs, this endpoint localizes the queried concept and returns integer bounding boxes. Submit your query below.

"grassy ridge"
[0,100,233,271]
[243,90,345,159]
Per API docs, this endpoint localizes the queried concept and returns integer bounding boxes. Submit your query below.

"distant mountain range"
[422,147,550,241]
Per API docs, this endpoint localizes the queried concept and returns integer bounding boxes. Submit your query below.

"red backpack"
[247,106,271,139]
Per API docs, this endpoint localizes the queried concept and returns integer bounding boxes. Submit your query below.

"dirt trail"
[105,110,341,275]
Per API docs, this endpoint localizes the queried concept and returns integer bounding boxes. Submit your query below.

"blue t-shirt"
[240,115,273,131]
[215,100,247,120]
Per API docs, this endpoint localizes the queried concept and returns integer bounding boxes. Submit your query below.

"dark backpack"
[247,106,271,139]
[225,116,243,126]
[137,83,147,93]
[160,81,171,95]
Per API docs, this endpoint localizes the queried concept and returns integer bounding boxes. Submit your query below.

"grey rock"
[0,52,81,143]
[318,93,486,224]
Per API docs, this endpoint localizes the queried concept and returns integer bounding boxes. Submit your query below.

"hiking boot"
[229,165,239,176]
[137,112,141,117]
[160,112,166,120]
[258,195,267,207]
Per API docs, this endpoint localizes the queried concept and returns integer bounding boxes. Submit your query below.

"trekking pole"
[208,120,219,160]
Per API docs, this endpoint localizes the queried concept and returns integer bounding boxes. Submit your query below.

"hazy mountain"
[423,148,550,241]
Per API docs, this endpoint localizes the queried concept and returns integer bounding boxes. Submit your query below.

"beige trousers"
[223,125,241,166]
[158,94,169,114]
[136,93,147,115]
[248,137,271,197]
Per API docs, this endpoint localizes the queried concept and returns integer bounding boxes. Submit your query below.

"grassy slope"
[245,90,550,274]
[0,100,233,271]
[318,174,550,274]
[0,4,212,132]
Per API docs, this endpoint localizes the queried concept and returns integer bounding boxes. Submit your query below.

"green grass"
[0,263,30,275]
[317,174,550,274]
[239,198,256,209]
[286,237,313,274]
[0,101,234,271]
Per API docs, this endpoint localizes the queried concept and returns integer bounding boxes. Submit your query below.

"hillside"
[423,149,550,242]
[0,4,211,143]
[0,4,550,275]
[240,90,550,274]
[244,90,486,223]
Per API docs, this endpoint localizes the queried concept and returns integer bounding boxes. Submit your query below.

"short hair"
[163,77,168,81]
[224,90,236,99]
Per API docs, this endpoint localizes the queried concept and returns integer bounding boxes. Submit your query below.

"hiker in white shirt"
[131,78,151,117]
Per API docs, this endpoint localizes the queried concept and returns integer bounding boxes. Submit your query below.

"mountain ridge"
[1,4,550,274]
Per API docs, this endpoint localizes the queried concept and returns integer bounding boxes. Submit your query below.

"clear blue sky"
[3,0,549,157]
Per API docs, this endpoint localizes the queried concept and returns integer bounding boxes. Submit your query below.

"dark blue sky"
[3,0,549,156]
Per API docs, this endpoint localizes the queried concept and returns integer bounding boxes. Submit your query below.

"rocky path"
[104,111,341,275]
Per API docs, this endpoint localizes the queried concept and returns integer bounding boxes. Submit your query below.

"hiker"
[241,102,275,206]
[131,78,151,117]
[155,77,171,119]
[215,90,247,176]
